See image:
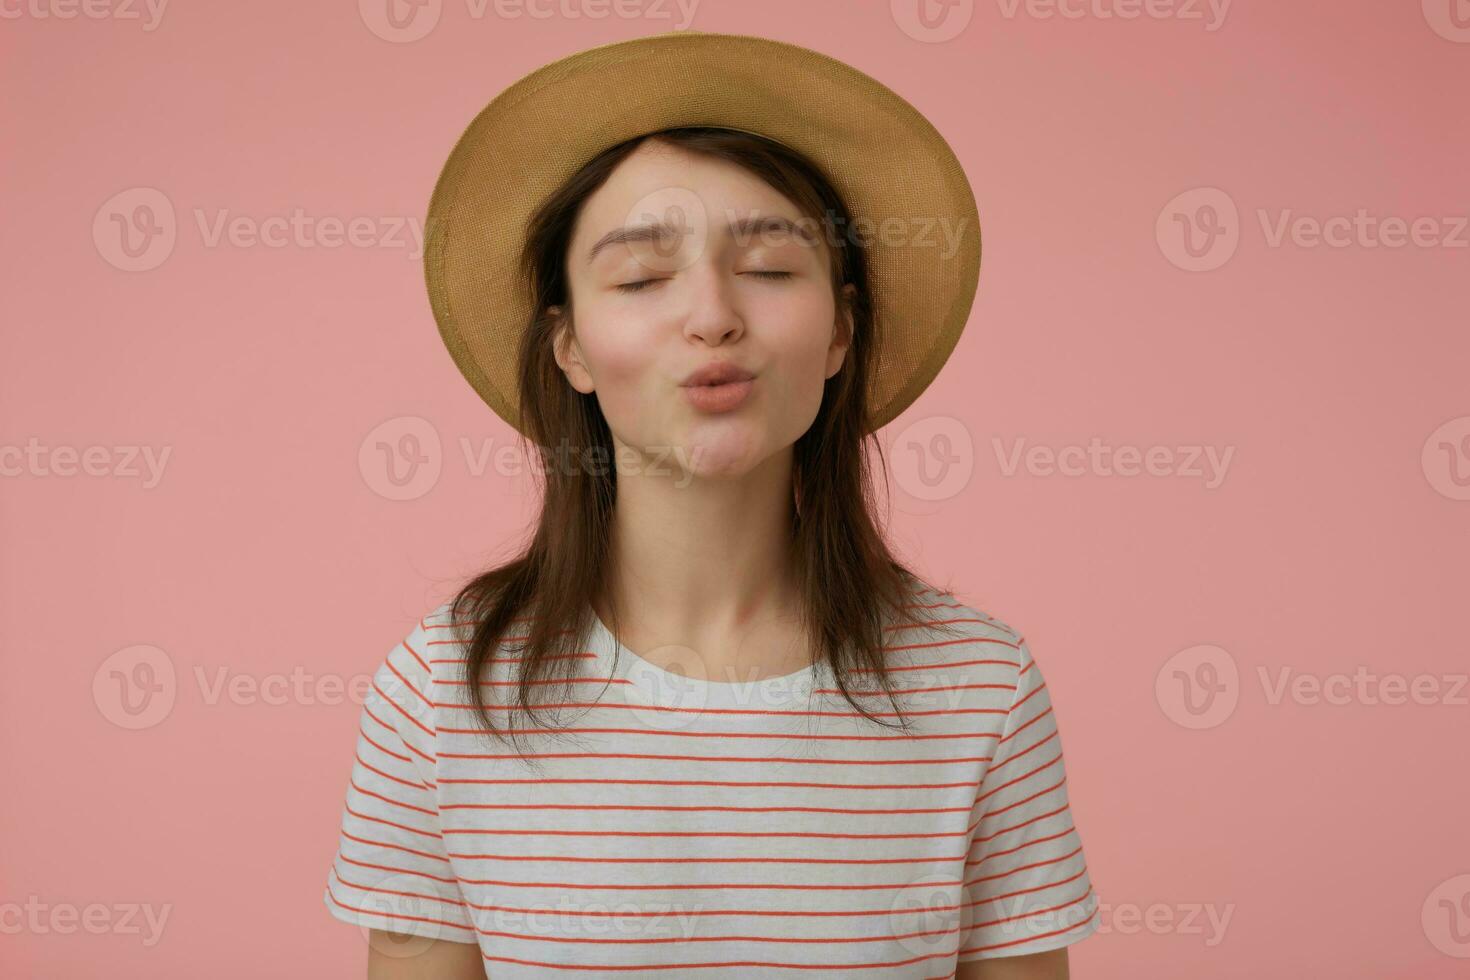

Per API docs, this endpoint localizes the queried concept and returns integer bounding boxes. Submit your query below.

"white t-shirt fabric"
[323,582,1100,976]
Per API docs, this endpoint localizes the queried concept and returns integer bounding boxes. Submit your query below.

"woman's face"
[553,139,852,480]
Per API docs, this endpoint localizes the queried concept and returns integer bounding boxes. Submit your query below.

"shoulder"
[885,574,1042,725]
[899,572,1027,670]
[382,596,464,672]
[415,595,472,664]
[368,596,470,719]
[415,595,476,695]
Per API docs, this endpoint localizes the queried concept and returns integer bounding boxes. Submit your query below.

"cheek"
[574,313,663,425]
[760,289,837,403]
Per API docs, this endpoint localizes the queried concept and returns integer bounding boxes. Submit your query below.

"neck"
[595,445,799,640]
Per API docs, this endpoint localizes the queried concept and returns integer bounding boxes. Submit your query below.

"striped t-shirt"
[322,583,1100,976]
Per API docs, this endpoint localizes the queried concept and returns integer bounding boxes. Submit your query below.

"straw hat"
[424,30,981,436]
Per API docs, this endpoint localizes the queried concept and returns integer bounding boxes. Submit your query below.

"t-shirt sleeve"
[957,635,1100,961]
[322,610,478,944]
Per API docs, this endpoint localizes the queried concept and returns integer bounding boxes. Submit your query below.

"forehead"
[572,140,809,249]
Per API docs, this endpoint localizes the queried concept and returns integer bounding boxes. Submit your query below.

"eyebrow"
[585,213,813,265]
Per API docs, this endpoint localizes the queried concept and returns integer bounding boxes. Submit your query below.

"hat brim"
[424,30,981,436]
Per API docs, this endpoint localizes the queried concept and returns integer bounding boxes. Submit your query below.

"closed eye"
[615,278,664,293]
[615,270,793,294]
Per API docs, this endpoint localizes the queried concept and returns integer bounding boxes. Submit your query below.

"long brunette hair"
[446,126,963,757]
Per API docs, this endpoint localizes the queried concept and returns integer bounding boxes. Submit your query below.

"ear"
[549,305,596,394]
[826,283,855,379]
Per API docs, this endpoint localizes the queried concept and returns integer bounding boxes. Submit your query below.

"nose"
[680,260,745,347]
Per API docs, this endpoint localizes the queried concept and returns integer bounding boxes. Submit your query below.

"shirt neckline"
[587,608,820,711]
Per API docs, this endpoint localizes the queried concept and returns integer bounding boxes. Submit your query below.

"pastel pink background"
[2,2,1467,977]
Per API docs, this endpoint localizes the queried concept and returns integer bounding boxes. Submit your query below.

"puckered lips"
[679,361,757,412]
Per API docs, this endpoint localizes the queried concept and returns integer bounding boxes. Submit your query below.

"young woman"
[324,32,1099,979]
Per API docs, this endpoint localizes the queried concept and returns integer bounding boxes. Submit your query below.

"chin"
[674,423,767,480]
